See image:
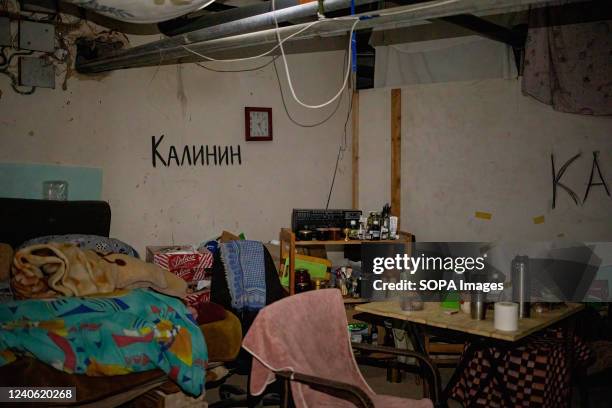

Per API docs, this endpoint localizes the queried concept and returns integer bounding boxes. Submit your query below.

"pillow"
[19,234,140,258]
[0,243,13,282]
[195,301,227,325]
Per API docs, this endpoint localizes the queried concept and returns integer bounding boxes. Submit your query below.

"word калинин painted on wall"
[551,151,610,209]
[151,135,242,168]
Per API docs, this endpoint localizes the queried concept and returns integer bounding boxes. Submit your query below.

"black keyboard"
[291,209,362,231]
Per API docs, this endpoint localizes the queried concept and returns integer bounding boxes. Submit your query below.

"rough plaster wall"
[359,78,612,242]
[0,50,353,254]
[359,88,391,213]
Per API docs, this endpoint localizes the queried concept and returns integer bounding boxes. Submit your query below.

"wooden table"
[354,301,585,406]
[355,301,584,342]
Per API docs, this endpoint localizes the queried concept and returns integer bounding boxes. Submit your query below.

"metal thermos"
[470,291,487,320]
[511,255,531,318]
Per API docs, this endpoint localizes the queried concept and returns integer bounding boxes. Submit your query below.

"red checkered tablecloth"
[450,328,593,408]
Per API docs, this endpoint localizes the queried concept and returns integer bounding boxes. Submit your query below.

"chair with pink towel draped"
[242,289,440,408]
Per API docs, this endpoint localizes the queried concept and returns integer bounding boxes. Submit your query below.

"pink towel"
[242,289,432,408]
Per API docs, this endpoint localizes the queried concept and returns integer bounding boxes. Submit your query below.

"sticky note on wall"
[533,215,545,224]
[475,211,492,220]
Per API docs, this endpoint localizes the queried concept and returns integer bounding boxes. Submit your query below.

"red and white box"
[186,289,211,307]
[146,245,213,283]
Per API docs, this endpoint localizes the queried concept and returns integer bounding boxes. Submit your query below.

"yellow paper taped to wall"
[475,211,492,220]
[533,215,545,224]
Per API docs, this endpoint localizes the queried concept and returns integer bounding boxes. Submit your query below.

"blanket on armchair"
[11,243,186,299]
[0,289,207,395]
[220,240,266,311]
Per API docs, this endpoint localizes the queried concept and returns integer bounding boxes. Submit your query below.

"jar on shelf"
[348,219,360,240]
[368,212,381,240]
[295,268,312,293]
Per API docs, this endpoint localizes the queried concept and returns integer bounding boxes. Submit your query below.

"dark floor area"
[206,366,612,407]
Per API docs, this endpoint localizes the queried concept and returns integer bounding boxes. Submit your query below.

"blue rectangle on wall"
[0,163,102,200]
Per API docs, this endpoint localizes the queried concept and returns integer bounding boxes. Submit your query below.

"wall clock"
[245,107,272,141]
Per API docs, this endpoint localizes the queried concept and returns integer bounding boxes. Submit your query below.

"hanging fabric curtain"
[373,35,517,88]
[522,1,612,115]
[64,0,215,24]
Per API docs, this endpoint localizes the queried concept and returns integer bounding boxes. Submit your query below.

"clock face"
[249,111,269,137]
[245,107,272,141]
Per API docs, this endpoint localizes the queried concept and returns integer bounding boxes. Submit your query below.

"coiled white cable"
[182,19,324,62]
[182,0,459,109]
[270,0,458,109]
[272,0,358,109]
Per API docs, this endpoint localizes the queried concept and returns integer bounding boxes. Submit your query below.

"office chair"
[207,241,286,407]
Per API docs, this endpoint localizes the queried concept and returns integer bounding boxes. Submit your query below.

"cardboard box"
[146,245,213,283]
[133,382,207,408]
[186,289,211,307]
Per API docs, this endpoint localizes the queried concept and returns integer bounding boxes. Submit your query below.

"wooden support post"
[391,88,401,225]
[351,90,360,209]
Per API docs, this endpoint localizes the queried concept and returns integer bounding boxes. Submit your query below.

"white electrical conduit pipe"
[182,19,351,63]
[182,0,459,109]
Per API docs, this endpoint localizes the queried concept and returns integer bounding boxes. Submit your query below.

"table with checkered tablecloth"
[450,327,593,408]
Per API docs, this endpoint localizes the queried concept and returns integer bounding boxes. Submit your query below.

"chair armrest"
[275,370,374,408]
[352,342,442,405]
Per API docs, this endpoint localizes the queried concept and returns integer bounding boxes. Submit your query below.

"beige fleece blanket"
[11,243,187,299]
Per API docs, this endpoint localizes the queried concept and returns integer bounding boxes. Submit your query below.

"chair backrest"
[0,198,111,248]
[243,289,374,407]
[209,241,287,374]
[210,243,286,327]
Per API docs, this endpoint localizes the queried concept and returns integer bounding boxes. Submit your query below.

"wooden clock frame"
[245,107,273,141]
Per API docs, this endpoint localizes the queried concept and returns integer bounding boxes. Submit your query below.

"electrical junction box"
[19,57,55,89]
[0,17,10,46]
[19,20,55,53]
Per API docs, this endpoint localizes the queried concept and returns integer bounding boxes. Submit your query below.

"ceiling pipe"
[158,0,301,37]
[79,0,380,66]
[158,0,386,37]
[77,0,553,74]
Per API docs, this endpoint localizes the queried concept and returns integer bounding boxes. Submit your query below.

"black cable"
[190,44,353,207]
[325,145,343,210]
[12,82,36,95]
[273,57,344,128]
[0,47,7,66]
[0,68,35,95]
[325,85,354,209]
[0,47,36,95]
[272,48,351,128]
[0,48,33,70]
[342,83,355,150]
[194,56,278,73]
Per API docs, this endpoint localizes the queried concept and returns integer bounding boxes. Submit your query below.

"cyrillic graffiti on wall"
[551,151,610,209]
[151,135,242,168]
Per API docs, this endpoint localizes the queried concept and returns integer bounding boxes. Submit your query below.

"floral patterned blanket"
[0,289,207,396]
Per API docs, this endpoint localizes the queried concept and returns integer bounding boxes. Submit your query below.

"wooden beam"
[390,88,401,224]
[352,91,360,209]
[438,14,526,48]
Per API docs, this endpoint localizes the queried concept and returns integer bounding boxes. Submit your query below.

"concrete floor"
[206,366,612,407]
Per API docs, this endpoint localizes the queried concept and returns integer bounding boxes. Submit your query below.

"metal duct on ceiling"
[77,0,553,74]
[158,0,302,37]
[90,0,381,61]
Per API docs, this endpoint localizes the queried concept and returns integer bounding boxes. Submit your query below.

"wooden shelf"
[279,228,413,295]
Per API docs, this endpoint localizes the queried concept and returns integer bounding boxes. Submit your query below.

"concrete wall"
[0,51,353,253]
[359,78,612,242]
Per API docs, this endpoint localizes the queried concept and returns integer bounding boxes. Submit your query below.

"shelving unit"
[279,227,413,295]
